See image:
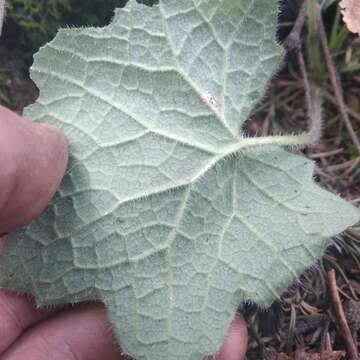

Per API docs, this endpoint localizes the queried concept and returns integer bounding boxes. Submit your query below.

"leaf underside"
[0,1,358,359]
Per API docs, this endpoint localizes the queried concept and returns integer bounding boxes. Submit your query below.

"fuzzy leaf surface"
[0,1,359,359]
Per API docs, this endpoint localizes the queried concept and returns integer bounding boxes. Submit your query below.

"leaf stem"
[192,134,313,183]
[223,134,313,156]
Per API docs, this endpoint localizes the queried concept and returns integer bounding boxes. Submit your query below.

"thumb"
[210,314,248,360]
[0,106,68,234]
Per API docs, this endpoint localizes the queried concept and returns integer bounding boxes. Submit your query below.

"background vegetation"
[0,0,160,108]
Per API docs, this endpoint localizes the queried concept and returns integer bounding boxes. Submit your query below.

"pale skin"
[0,105,248,360]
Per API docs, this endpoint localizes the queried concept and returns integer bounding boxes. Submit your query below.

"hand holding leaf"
[0,2,358,359]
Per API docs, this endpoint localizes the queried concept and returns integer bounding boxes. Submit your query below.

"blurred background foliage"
[0,0,334,61]
[0,0,341,93]
[0,0,158,109]
[2,0,125,68]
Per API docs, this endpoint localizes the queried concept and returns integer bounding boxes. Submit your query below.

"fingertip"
[0,107,69,233]
[32,122,69,167]
[0,290,58,355]
[0,303,121,360]
[213,313,248,360]
[34,121,69,191]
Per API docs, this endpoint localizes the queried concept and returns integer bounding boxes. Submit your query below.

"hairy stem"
[283,0,307,51]
[243,134,314,147]
[223,134,314,156]
[298,50,323,143]
[191,133,314,183]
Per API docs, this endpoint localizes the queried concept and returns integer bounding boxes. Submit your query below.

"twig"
[316,6,360,156]
[309,148,344,159]
[283,1,323,143]
[345,157,360,176]
[315,165,335,181]
[324,91,360,124]
[326,158,359,173]
[247,314,265,359]
[327,269,359,360]
[348,230,360,241]
[283,0,308,51]
[326,255,359,300]
[298,51,312,113]
[298,49,323,142]
[298,50,318,135]
[320,319,331,360]
[324,331,332,351]
[262,93,274,136]
[286,304,297,354]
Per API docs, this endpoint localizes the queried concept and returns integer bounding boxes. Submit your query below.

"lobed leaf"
[0,1,358,359]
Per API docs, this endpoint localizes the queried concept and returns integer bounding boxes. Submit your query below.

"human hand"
[0,106,248,360]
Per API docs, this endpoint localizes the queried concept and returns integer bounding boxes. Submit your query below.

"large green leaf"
[0,1,358,359]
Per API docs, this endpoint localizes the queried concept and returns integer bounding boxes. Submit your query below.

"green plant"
[0,1,359,359]
[307,0,326,84]
[2,0,122,59]
[0,0,126,109]
[329,3,350,53]
[4,0,72,51]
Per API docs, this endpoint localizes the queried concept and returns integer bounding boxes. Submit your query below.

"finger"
[211,314,248,360]
[0,106,68,233]
[0,290,59,354]
[0,304,121,360]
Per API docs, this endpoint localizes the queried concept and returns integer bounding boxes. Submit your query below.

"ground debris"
[344,299,360,337]
[275,349,345,360]
[295,315,328,337]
